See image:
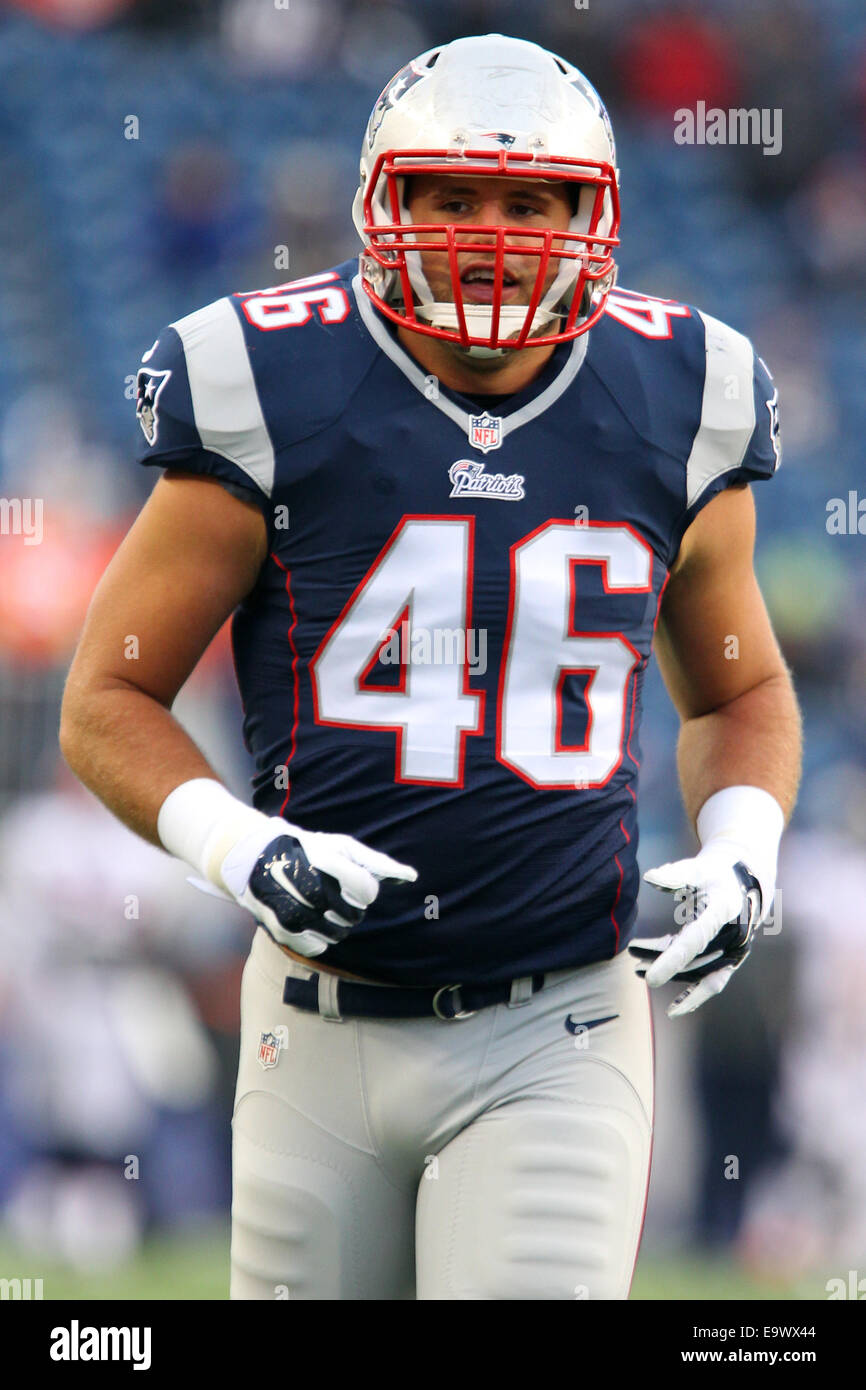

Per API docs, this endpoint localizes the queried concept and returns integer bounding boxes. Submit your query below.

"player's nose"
[477,200,510,228]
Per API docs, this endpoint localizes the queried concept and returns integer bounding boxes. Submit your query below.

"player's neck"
[395,325,558,398]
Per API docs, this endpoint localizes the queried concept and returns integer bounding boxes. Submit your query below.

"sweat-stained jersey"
[132,261,781,987]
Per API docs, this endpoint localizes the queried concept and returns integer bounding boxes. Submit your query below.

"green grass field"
[0,1226,828,1300]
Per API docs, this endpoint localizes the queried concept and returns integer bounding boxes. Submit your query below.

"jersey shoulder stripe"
[132,263,367,497]
[170,297,276,499]
[595,286,779,487]
[686,310,757,508]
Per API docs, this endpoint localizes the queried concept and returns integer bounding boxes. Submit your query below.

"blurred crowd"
[0,0,864,1285]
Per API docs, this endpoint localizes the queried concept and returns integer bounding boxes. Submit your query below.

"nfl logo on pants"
[257,1027,287,1069]
[468,413,502,453]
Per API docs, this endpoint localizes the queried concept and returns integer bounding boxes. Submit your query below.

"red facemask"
[359,146,620,351]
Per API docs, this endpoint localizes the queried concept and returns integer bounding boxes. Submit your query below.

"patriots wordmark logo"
[468,412,502,452]
[136,367,171,446]
[449,459,525,501]
[256,1026,288,1070]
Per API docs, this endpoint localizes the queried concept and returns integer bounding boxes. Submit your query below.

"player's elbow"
[59,664,119,778]
[58,670,93,778]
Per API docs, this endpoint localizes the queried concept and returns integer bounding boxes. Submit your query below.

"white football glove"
[220,817,417,957]
[157,779,417,958]
[629,844,766,1016]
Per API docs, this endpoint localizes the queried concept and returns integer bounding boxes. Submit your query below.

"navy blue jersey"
[133,263,780,986]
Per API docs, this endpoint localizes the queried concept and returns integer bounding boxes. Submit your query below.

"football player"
[60,34,801,1299]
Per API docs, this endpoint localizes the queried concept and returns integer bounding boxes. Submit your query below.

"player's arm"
[654,480,801,826]
[60,470,415,957]
[630,481,802,1015]
[60,470,267,845]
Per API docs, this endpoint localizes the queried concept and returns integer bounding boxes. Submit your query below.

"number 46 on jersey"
[312,516,653,792]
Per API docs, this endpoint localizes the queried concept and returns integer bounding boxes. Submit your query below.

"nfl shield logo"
[257,1027,288,1070]
[468,412,502,453]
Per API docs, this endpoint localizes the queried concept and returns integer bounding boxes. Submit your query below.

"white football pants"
[230,926,653,1300]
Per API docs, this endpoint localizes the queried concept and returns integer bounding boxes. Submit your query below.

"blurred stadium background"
[0,0,864,1300]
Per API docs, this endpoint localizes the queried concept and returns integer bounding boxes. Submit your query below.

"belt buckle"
[432,983,476,1021]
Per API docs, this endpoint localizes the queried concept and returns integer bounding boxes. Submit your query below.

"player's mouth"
[458,263,522,305]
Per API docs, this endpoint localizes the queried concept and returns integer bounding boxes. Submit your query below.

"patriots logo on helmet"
[366,59,428,149]
[136,367,171,446]
[477,131,517,148]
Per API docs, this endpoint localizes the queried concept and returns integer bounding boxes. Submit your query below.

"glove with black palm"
[627,785,784,1018]
[628,852,763,1017]
[220,819,418,957]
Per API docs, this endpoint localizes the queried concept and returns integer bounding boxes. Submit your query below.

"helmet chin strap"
[428,289,590,361]
[456,312,568,360]
[415,298,560,342]
[462,343,511,361]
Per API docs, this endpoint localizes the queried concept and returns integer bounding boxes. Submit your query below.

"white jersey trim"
[686,311,756,510]
[171,297,275,499]
[351,272,588,446]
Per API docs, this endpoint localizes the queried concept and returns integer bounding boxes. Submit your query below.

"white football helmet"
[352,33,620,357]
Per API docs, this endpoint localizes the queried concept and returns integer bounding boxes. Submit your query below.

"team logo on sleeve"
[448,459,525,500]
[468,412,502,452]
[135,367,171,446]
[765,387,782,469]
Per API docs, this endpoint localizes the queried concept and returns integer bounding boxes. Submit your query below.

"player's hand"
[628,846,765,1017]
[219,818,418,957]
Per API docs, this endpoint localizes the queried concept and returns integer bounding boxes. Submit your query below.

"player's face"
[403,173,574,309]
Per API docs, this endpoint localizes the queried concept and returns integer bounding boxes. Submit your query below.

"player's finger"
[667,965,735,1017]
[343,840,418,883]
[257,911,331,958]
[288,929,331,955]
[628,934,675,959]
[377,862,418,884]
[323,908,358,929]
[329,857,381,909]
[642,859,703,893]
[643,903,733,986]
